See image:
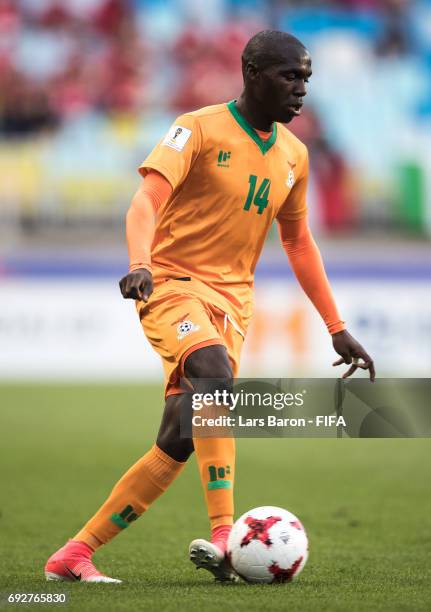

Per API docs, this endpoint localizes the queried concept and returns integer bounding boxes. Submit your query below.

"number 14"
[243,175,271,215]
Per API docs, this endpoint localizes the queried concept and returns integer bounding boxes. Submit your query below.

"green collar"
[227,99,277,155]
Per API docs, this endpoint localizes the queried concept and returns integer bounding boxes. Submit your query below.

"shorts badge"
[177,320,200,340]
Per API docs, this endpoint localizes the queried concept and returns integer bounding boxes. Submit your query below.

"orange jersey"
[139,100,309,332]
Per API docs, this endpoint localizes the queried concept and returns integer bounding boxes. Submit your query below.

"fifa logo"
[163,125,191,151]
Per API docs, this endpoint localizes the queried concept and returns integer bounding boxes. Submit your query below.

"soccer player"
[45,30,375,583]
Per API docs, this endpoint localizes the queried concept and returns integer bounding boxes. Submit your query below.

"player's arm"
[120,113,201,301]
[277,148,375,381]
[120,114,202,302]
[119,171,172,301]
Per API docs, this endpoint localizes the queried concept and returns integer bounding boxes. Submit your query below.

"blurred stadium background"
[1,0,431,381]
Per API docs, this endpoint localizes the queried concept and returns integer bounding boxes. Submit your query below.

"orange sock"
[193,437,235,529]
[73,445,185,550]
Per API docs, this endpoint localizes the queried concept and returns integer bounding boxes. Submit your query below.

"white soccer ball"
[227,506,308,584]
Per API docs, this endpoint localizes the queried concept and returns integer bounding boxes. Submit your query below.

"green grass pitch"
[0,384,430,611]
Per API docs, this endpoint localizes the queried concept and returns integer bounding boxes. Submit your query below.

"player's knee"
[157,420,194,462]
[157,433,194,463]
[184,344,234,399]
[184,344,233,381]
[156,395,194,462]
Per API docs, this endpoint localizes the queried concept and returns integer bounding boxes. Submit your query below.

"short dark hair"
[241,30,307,76]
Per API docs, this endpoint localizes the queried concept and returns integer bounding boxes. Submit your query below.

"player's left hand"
[331,330,375,382]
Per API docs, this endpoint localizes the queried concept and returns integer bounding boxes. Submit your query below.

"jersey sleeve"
[139,114,202,191]
[276,145,309,223]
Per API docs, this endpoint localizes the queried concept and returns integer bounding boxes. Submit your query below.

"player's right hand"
[119,268,153,302]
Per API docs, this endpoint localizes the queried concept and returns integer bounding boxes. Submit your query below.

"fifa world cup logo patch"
[162,124,192,151]
[177,319,200,340]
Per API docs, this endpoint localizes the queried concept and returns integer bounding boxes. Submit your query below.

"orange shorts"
[137,279,245,397]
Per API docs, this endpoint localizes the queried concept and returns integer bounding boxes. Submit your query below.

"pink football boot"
[45,541,121,583]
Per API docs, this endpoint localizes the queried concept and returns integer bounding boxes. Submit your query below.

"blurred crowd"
[0,0,430,235]
[0,0,423,135]
[0,0,148,134]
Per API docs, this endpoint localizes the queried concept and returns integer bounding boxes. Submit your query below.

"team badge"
[162,124,192,152]
[286,161,296,188]
[177,319,200,340]
[286,170,295,188]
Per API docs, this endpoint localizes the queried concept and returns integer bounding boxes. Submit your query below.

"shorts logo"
[177,319,200,340]
[162,124,192,151]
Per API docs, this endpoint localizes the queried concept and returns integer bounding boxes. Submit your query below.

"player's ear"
[245,61,259,80]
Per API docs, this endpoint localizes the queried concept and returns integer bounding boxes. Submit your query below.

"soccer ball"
[227,506,308,584]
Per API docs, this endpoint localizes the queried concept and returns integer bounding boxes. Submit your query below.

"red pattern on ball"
[240,515,282,548]
[269,556,303,583]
